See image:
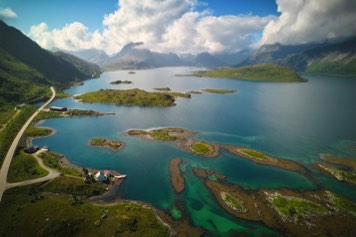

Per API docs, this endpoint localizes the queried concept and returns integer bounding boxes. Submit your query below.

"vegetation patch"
[7,151,49,183]
[191,141,213,155]
[196,64,305,82]
[266,192,328,223]
[37,152,81,176]
[221,192,247,213]
[238,148,272,161]
[0,105,36,166]
[154,87,171,91]
[201,88,236,94]
[89,138,124,151]
[151,130,185,141]
[75,88,176,107]
[25,127,52,137]
[110,80,132,84]
[0,184,169,237]
[317,163,356,185]
[325,191,356,216]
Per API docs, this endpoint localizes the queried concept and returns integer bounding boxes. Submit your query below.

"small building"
[94,171,107,182]
[24,146,39,154]
[103,170,113,177]
[49,106,68,112]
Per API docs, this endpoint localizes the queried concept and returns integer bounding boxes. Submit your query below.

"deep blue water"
[33,67,356,235]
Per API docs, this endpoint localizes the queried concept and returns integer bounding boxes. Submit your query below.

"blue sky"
[1,0,278,32]
[1,0,355,54]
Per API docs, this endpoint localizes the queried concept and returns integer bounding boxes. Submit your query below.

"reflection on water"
[33,68,356,235]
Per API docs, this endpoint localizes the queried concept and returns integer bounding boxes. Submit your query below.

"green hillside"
[197,64,305,82]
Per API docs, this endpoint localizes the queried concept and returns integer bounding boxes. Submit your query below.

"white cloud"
[0,7,17,19]
[28,22,105,52]
[260,0,356,46]
[26,0,273,55]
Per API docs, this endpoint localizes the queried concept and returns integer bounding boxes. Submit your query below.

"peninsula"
[201,89,236,94]
[75,88,176,107]
[195,64,305,82]
[89,138,124,152]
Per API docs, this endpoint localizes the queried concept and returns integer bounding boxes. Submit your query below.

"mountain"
[0,20,101,108]
[241,39,356,76]
[66,49,110,66]
[191,52,224,67]
[55,51,101,78]
[214,49,253,66]
[102,42,184,70]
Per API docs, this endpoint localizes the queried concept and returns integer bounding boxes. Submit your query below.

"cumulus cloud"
[260,0,356,46]
[0,7,17,20]
[28,22,105,51]
[27,0,275,54]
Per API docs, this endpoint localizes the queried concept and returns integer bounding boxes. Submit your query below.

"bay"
[33,67,356,236]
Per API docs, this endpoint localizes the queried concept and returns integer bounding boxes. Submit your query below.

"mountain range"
[0,20,101,108]
[240,39,356,76]
[68,42,251,70]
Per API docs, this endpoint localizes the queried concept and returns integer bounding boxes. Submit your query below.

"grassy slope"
[7,151,49,183]
[198,64,304,82]
[306,58,356,76]
[0,183,169,237]
[0,105,37,166]
[76,88,175,107]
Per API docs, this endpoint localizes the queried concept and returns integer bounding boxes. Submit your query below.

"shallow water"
[33,67,356,235]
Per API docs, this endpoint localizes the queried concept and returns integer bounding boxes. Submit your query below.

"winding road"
[0,87,56,202]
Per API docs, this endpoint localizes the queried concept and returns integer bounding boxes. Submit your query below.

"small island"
[169,158,185,193]
[89,138,124,152]
[222,145,310,176]
[316,163,356,185]
[75,88,176,107]
[201,89,236,94]
[195,64,305,82]
[110,80,132,84]
[154,87,171,91]
[193,167,356,237]
[126,128,219,158]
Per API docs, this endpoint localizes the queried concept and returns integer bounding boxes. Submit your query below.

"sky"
[1,0,356,55]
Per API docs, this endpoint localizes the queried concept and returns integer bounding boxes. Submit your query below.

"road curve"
[0,87,56,202]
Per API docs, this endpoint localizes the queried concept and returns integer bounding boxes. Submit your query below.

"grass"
[37,152,81,176]
[0,107,17,128]
[75,88,176,107]
[89,138,122,150]
[306,59,356,76]
[325,191,356,215]
[25,127,52,137]
[267,192,327,222]
[201,89,236,94]
[238,148,272,161]
[191,142,213,155]
[0,105,37,166]
[43,176,106,197]
[151,131,184,141]
[197,64,305,82]
[165,92,191,98]
[7,151,49,183]
[0,183,169,237]
[221,192,247,213]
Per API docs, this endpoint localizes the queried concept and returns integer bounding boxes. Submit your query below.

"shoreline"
[193,166,356,237]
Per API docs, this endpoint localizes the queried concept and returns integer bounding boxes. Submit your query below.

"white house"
[94,171,107,182]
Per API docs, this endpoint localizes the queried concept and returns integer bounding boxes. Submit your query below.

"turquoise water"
[33,67,356,236]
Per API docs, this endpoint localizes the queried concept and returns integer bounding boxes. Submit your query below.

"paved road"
[0,87,56,202]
